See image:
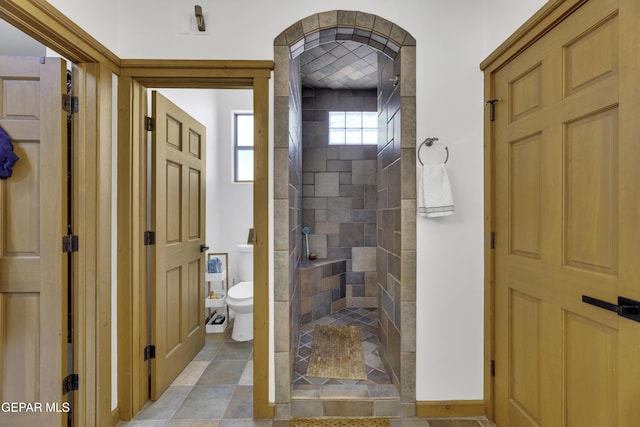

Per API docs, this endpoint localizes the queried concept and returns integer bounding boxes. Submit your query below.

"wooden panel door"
[493,0,640,425]
[150,91,206,399]
[0,57,67,426]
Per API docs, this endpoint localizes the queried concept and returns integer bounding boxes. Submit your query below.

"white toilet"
[227,243,253,341]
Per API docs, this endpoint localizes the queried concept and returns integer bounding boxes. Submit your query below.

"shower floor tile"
[292,307,398,399]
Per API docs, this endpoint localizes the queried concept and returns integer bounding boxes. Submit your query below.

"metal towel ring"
[418,137,449,165]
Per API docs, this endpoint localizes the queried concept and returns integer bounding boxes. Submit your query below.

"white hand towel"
[418,164,454,218]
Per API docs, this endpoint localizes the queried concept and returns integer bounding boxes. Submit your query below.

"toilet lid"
[228,281,253,301]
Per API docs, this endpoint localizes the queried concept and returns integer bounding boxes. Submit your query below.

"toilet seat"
[228,281,253,301]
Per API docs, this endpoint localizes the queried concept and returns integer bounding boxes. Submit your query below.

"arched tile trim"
[275,10,415,59]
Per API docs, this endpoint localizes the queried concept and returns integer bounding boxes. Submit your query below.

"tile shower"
[273,10,417,419]
[301,88,379,317]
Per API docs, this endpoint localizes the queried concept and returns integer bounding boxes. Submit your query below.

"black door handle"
[200,244,210,253]
[582,295,640,322]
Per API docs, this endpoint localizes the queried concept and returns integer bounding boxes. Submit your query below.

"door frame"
[480,0,592,421]
[1,1,274,423]
[117,60,274,420]
[0,1,118,426]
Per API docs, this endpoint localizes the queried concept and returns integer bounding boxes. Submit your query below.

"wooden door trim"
[72,61,115,427]
[116,77,149,419]
[481,0,601,421]
[252,76,271,418]
[121,59,273,76]
[416,400,486,418]
[117,60,274,420]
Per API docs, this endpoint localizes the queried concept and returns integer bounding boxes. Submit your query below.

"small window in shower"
[328,111,378,145]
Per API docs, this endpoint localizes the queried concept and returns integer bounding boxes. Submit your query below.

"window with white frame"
[234,112,253,182]
[328,111,378,145]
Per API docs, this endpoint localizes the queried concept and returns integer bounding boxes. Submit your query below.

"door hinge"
[62,94,79,114]
[62,234,79,253]
[144,345,156,361]
[62,374,79,394]
[491,360,495,377]
[490,232,496,249]
[144,116,155,131]
[144,230,156,246]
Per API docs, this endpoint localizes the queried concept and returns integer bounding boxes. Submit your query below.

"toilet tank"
[237,244,254,282]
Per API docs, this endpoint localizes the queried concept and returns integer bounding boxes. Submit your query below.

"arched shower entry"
[272,11,417,418]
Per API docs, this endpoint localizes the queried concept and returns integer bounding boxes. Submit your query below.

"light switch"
[192,14,209,35]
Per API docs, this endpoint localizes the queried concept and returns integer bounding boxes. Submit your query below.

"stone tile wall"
[301,88,379,308]
[299,259,347,324]
[273,52,303,406]
[376,48,417,413]
[377,50,415,399]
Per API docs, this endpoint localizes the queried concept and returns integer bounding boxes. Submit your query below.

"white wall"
[413,2,484,400]
[0,19,46,56]
[206,90,254,285]
[484,0,549,54]
[45,0,547,402]
[44,0,119,53]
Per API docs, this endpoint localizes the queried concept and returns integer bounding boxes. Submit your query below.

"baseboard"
[111,407,120,426]
[416,400,486,418]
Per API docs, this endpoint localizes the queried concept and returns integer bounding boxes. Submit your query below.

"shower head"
[302,226,310,235]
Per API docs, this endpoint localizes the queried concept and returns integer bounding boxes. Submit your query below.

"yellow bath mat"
[305,325,368,381]
[290,418,390,427]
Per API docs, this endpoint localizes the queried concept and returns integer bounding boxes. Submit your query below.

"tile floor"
[117,310,495,427]
[117,333,256,427]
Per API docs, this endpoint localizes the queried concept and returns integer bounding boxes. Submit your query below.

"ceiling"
[299,40,378,90]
